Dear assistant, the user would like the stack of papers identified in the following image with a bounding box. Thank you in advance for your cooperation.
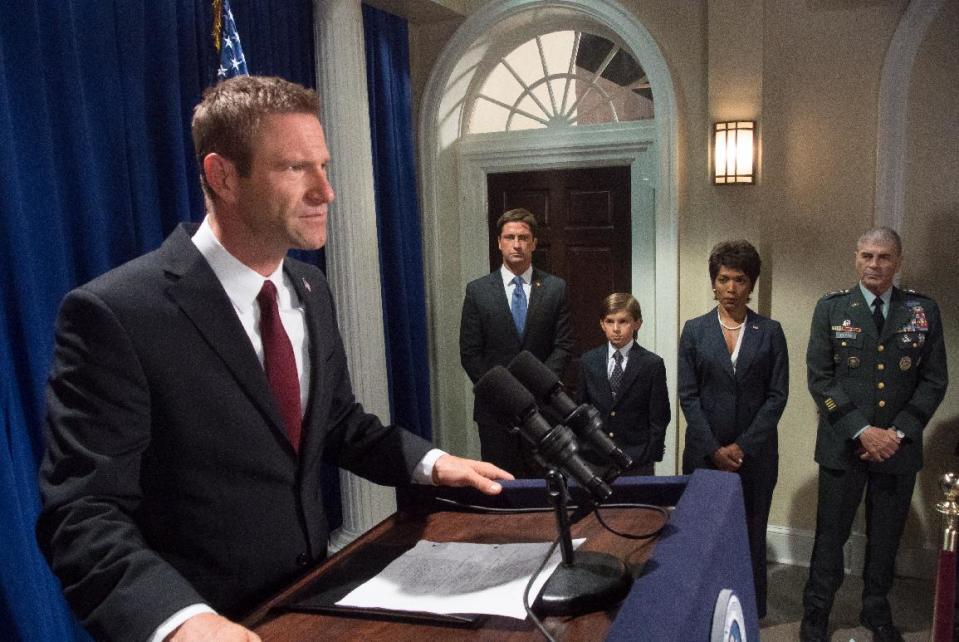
[336,539,584,620]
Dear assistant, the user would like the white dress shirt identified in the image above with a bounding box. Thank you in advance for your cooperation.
[607,342,635,378]
[192,218,312,412]
[501,264,533,308]
[858,282,892,320]
[716,309,746,373]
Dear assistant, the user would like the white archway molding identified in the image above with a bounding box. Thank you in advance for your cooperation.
[419,0,680,472]
[874,0,946,231]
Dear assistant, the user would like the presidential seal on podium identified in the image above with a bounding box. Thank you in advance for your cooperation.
[711,588,746,642]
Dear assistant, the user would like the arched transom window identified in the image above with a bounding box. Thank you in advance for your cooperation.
[469,30,654,134]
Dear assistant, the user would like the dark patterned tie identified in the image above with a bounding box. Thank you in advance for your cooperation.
[872,297,884,334]
[610,351,624,396]
[510,275,527,335]
[257,280,302,452]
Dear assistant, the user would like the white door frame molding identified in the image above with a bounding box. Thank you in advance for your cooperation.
[418,0,680,472]
[457,123,675,471]
[874,0,946,231]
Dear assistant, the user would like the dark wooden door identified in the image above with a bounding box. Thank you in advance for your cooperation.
[487,166,631,392]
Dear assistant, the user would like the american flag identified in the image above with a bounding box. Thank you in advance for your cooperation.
[214,0,248,79]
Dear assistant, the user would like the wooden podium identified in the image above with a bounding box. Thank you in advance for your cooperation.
[244,470,757,641]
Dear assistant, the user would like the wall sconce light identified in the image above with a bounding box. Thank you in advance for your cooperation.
[713,121,756,185]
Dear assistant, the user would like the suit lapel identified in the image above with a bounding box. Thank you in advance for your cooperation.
[705,308,737,380]
[161,226,288,443]
[612,343,643,404]
[882,287,911,342]
[524,269,545,339]
[734,310,762,382]
[587,348,615,408]
[287,261,326,464]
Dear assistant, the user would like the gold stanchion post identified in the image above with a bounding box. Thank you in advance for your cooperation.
[932,472,959,642]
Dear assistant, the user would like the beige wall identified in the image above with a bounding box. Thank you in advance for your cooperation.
[406,0,956,552]
[409,18,464,143]
[902,0,959,542]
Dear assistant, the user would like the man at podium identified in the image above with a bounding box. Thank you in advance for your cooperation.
[36,76,510,642]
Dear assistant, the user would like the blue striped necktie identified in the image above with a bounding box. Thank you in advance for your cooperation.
[510,275,527,335]
[610,351,624,396]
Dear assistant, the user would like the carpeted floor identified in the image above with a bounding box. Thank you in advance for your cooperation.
[759,562,934,641]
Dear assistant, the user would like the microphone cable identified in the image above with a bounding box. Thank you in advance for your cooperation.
[522,535,562,642]
[592,502,670,540]
[430,496,670,539]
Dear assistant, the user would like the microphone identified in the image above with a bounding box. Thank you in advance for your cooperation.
[473,366,612,501]
[508,351,633,473]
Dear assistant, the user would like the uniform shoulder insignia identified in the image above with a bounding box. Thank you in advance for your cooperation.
[822,288,849,300]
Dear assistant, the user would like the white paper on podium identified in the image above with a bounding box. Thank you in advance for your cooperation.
[335,538,585,620]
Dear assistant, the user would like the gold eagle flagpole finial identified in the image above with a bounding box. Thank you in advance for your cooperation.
[212,0,224,52]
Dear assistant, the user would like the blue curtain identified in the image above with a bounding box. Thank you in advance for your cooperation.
[363,4,433,440]
[0,2,316,640]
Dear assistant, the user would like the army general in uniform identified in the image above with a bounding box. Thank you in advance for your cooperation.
[800,227,947,642]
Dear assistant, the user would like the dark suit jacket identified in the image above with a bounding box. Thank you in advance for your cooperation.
[807,285,947,474]
[37,225,432,642]
[459,268,573,424]
[679,308,789,474]
[576,342,670,468]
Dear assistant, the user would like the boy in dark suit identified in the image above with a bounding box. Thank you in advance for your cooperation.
[576,293,670,475]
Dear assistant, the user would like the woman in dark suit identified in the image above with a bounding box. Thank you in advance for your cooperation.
[679,240,788,619]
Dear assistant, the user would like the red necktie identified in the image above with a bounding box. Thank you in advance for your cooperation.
[256,280,302,452]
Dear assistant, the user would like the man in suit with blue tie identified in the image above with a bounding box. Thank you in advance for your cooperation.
[459,208,573,477]
[800,227,947,642]
[577,293,670,476]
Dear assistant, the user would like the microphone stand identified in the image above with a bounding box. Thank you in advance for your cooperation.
[535,470,633,616]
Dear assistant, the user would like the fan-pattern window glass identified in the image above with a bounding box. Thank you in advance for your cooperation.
[470,31,653,133]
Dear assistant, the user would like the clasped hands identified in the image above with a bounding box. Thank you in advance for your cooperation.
[711,443,745,472]
[858,426,902,462]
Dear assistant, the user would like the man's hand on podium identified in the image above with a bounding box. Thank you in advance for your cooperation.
[166,613,261,642]
[432,454,514,495]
